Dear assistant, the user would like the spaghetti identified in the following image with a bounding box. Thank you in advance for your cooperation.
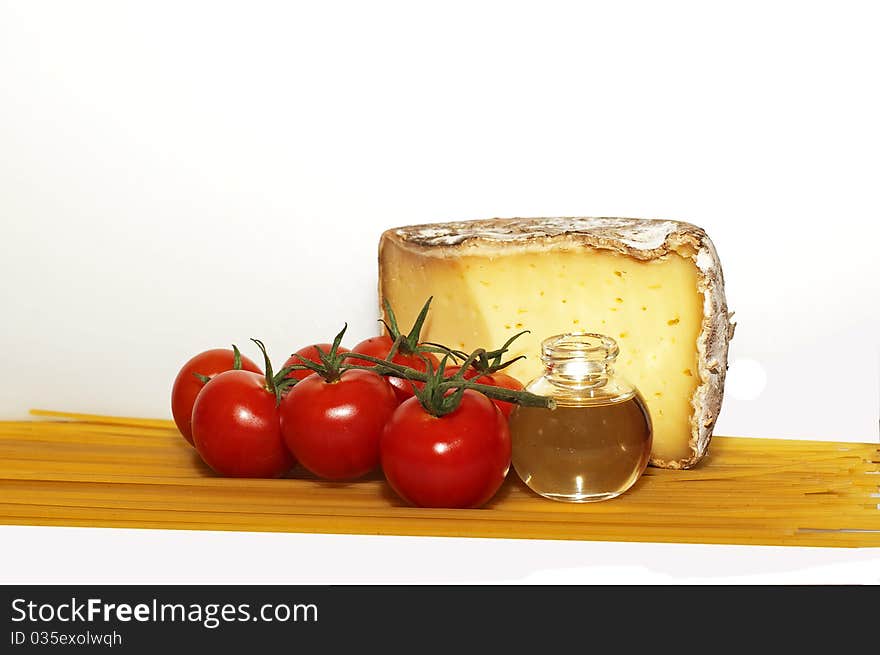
[0,409,876,547]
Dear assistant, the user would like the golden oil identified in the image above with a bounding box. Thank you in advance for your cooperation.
[509,333,653,502]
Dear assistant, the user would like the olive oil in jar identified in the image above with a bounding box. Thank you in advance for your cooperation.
[510,333,653,502]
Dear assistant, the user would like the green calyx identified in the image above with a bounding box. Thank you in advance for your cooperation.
[250,339,298,406]
[276,324,350,385]
[415,354,468,417]
[426,330,529,376]
[380,296,439,357]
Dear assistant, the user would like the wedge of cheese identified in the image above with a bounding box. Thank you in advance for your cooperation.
[378,217,734,469]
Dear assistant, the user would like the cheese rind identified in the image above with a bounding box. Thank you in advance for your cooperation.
[379,217,734,469]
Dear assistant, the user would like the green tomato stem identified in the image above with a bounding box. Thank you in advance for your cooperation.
[339,353,555,414]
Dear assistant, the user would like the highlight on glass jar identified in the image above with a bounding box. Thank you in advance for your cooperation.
[509,332,653,503]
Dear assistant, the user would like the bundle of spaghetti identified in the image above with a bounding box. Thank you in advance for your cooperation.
[0,409,877,547]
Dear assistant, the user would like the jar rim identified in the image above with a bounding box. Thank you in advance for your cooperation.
[541,332,619,363]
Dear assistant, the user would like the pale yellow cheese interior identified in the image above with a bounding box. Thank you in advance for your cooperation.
[380,239,703,464]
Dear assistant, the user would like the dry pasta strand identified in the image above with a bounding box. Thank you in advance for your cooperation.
[0,412,875,547]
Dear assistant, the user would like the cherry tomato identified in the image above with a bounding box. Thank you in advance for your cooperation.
[442,364,472,379]
[171,348,261,444]
[381,390,511,508]
[351,335,439,403]
[191,369,295,478]
[279,369,398,480]
[282,343,351,382]
[443,366,524,418]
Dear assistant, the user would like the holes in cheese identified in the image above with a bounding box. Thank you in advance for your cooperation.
[378,218,733,469]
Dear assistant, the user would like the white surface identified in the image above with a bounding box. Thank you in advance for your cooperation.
[0,526,878,585]
[1,1,878,584]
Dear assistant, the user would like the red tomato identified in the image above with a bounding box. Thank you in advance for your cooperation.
[443,366,524,418]
[191,369,295,478]
[279,369,398,480]
[351,335,439,403]
[282,343,351,382]
[443,364,470,378]
[381,390,511,508]
[171,348,261,444]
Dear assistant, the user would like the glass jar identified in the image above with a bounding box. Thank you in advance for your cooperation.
[509,332,653,502]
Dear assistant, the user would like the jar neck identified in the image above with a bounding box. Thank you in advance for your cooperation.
[545,359,615,389]
[541,332,619,391]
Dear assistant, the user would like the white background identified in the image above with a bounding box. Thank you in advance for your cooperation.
[1,0,878,584]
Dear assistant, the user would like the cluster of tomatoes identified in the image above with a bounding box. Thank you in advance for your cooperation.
[170,301,531,508]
